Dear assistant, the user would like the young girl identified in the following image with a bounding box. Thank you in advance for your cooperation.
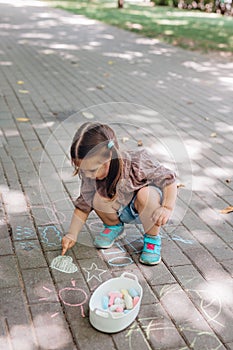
[62,122,177,265]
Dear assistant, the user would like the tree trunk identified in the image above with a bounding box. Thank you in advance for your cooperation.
[118,0,124,8]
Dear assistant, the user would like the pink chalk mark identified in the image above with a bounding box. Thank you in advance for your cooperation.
[39,297,48,301]
[81,306,85,318]
[51,312,59,318]
[71,279,76,287]
[58,287,88,318]
[43,286,53,292]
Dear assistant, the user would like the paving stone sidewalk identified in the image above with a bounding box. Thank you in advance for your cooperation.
[0,0,233,349]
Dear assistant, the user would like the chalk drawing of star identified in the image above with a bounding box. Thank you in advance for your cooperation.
[82,263,107,282]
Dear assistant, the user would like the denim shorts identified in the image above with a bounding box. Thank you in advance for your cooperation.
[118,186,163,224]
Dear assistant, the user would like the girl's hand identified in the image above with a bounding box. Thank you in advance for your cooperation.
[152,206,172,227]
[61,235,76,256]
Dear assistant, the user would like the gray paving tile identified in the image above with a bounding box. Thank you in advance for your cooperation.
[0,256,21,289]
[138,304,186,349]
[0,0,232,348]
[30,302,76,350]
[21,268,58,304]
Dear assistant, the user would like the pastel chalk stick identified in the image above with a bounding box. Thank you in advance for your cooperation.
[133,296,140,307]
[102,295,109,310]
[128,288,139,298]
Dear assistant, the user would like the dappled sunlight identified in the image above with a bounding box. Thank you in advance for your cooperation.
[207,96,222,102]
[103,50,144,61]
[188,280,233,332]
[32,121,56,129]
[0,315,73,349]
[203,166,232,178]
[33,11,60,19]
[218,76,233,91]
[192,176,216,192]
[60,15,97,25]
[0,60,13,66]
[183,139,210,161]
[9,324,36,350]
[0,0,48,6]
[183,61,217,73]
[0,185,28,214]
[135,37,159,45]
[165,10,222,18]
[20,32,54,39]
[149,47,175,56]
[97,33,114,40]
[198,207,225,225]
[36,19,59,29]
[3,129,19,137]
[47,42,79,50]
[216,104,232,114]
[219,154,233,165]
[129,69,147,76]
[126,22,143,30]
[34,314,72,349]
[59,169,74,182]
[201,281,233,305]
[154,19,188,26]
[160,284,208,327]
[182,61,233,93]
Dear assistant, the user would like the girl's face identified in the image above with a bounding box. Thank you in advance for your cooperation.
[77,154,111,180]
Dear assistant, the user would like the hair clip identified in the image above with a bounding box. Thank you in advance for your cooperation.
[107,140,114,149]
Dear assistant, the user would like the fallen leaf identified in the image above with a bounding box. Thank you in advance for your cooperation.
[17,80,24,85]
[210,132,217,138]
[103,72,110,78]
[220,206,233,214]
[226,179,231,183]
[108,60,114,65]
[82,112,94,119]
[16,117,30,122]
[205,117,209,121]
[18,89,29,94]
[96,84,105,89]
[177,183,185,188]
[137,140,143,147]
[122,137,129,143]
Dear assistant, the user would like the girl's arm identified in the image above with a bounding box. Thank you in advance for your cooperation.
[152,182,177,226]
[61,208,89,255]
[162,182,177,211]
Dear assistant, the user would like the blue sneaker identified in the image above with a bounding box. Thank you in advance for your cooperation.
[139,234,161,265]
[94,223,125,248]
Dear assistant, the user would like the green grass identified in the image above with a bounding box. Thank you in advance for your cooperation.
[46,0,233,53]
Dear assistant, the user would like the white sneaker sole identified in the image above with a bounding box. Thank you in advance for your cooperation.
[139,256,161,265]
[94,231,125,249]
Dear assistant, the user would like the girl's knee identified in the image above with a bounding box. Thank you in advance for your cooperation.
[135,186,161,212]
[93,191,115,214]
[93,192,107,210]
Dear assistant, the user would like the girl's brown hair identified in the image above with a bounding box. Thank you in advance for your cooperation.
[70,122,123,199]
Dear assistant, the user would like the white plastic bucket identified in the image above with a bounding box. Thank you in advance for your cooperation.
[89,272,143,333]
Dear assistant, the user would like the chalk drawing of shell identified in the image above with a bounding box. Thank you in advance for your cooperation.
[50,256,78,274]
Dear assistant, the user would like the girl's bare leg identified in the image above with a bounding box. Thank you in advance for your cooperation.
[134,186,161,235]
[134,186,162,265]
[92,192,121,226]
